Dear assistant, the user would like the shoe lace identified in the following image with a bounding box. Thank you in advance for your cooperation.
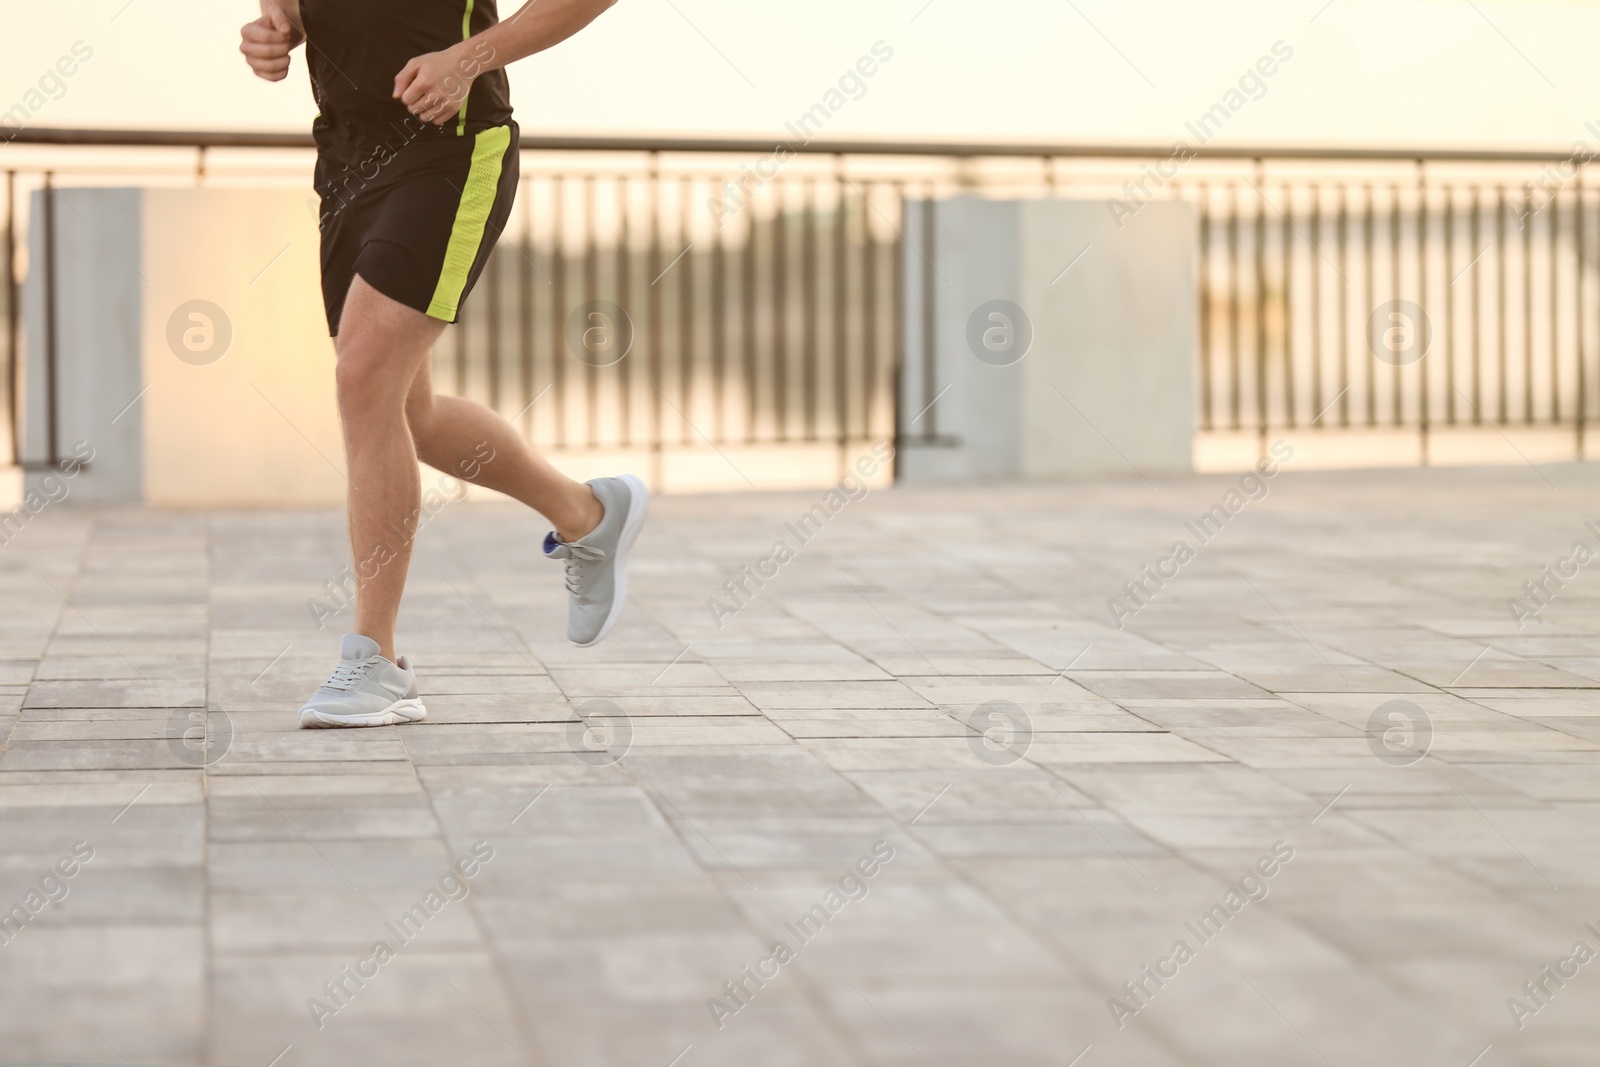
[561,542,608,597]
[321,657,379,693]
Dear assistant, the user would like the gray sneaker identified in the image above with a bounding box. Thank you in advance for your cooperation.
[544,474,649,646]
[297,633,427,729]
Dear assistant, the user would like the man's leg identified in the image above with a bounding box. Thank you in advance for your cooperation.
[336,276,448,663]
[400,312,647,649]
[403,356,602,542]
[338,274,607,662]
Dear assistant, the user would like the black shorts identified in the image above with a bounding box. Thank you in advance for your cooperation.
[314,122,519,336]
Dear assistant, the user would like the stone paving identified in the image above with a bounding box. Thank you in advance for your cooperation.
[4,463,1600,1066]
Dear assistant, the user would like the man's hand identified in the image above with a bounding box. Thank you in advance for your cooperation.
[392,0,615,126]
[393,43,485,126]
[240,6,303,83]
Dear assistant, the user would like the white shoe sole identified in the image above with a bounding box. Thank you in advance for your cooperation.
[575,473,650,648]
[298,697,427,729]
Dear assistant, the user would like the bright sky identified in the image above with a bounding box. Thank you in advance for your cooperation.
[2,0,1598,150]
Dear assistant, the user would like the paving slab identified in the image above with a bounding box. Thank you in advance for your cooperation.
[3,467,1600,1063]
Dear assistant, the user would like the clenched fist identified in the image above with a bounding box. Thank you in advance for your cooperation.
[394,41,495,126]
[240,6,303,82]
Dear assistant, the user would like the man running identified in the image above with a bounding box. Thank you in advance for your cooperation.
[239,0,646,729]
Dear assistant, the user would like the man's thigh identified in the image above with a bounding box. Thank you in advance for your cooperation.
[336,274,447,364]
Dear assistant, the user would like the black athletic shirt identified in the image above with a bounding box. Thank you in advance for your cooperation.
[301,0,514,168]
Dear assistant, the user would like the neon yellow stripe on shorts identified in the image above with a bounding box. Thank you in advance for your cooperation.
[426,123,510,321]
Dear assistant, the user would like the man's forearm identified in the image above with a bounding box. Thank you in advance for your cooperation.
[469,0,616,73]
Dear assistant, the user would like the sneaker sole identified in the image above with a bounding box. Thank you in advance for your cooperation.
[298,697,427,729]
[574,473,650,648]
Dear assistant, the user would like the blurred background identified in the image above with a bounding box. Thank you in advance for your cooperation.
[7,0,1596,144]
[6,0,1600,504]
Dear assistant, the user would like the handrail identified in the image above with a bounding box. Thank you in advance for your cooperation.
[0,126,1589,164]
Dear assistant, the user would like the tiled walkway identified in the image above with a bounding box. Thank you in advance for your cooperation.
[3,463,1600,1066]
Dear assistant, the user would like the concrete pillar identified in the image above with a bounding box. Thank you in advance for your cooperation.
[21,188,143,504]
[899,196,1196,482]
[21,187,344,508]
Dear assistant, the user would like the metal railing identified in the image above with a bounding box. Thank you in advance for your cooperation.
[4,129,1595,476]
[4,128,915,481]
[437,159,901,474]
[1184,157,1595,460]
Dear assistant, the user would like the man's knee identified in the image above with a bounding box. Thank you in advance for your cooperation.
[335,280,441,415]
[335,336,407,413]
